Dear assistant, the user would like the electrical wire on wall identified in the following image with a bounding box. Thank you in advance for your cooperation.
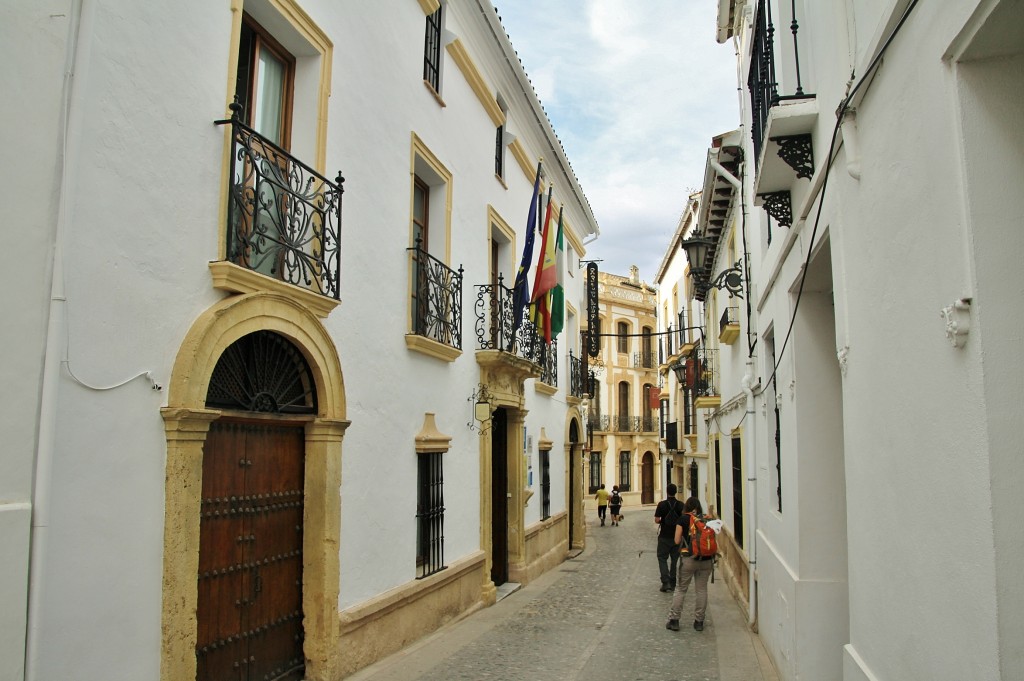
[761,0,920,390]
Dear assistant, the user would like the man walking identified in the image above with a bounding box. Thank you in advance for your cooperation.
[653,483,682,592]
[594,484,610,526]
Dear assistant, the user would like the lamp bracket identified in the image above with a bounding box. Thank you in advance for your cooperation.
[710,260,744,299]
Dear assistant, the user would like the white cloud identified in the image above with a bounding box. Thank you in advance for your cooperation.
[496,0,739,282]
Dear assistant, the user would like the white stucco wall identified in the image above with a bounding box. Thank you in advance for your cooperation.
[717,1,1022,679]
[6,1,598,678]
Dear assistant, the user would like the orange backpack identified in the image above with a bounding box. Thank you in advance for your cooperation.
[688,513,718,558]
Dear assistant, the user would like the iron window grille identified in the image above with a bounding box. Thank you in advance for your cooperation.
[714,439,722,522]
[732,437,744,549]
[540,449,551,520]
[216,111,343,299]
[618,451,631,491]
[409,241,463,350]
[588,452,602,493]
[423,6,442,93]
[494,124,504,178]
[416,451,446,578]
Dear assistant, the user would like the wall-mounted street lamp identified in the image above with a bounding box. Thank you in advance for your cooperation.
[681,236,744,299]
[468,384,493,432]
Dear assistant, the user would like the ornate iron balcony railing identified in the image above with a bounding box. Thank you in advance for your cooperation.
[474,279,557,384]
[692,346,719,398]
[641,415,660,433]
[569,351,587,398]
[410,242,463,350]
[720,306,739,329]
[748,0,810,166]
[216,110,343,299]
[634,352,656,370]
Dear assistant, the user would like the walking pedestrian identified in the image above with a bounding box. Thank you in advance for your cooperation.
[594,484,609,526]
[665,497,718,632]
[609,485,623,526]
[653,483,682,591]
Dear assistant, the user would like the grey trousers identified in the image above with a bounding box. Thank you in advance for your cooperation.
[668,555,713,622]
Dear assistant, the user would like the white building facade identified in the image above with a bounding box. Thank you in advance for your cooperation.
[2,2,599,680]
[678,1,1024,680]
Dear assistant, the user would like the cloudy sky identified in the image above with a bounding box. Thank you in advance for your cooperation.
[494,1,740,284]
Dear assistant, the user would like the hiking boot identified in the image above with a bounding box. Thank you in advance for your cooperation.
[694,620,704,631]
[666,619,680,631]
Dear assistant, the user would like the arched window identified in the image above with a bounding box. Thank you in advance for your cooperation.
[617,321,629,354]
[618,451,631,491]
[206,330,316,414]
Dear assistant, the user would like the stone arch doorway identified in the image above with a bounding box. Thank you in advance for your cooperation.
[160,292,347,681]
[196,331,316,681]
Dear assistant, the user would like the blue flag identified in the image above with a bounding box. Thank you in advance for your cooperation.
[511,162,542,338]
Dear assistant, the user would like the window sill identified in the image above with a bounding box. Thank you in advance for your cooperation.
[209,261,340,318]
[534,382,557,397]
[405,334,462,362]
[423,80,446,108]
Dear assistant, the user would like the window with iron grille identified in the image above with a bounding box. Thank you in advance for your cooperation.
[540,448,551,519]
[618,451,631,491]
[714,438,722,523]
[416,451,446,578]
[495,123,504,178]
[423,6,442,93]
[617,321,629,354]
[588,451,602,493]
[731,436,744,549]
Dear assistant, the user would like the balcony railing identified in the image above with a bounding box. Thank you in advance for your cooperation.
[748,0,810,165]
[691,346,719,398]
[216,111,343,299]
[410,243,463,350]
[474,279,557,383]
[634,351,656,370]
[569,351,589,399]
[594,415,660,433]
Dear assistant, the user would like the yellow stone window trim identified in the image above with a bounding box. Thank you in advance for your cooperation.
[416,0,441,14]
[209,261,340,318]
[509,138,534,183]
[405,334,463,363]
[446,38,505,126]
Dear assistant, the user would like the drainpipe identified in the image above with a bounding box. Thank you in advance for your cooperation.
[710,158,741,191]
[741,358,758,628]
[26,2,86,678]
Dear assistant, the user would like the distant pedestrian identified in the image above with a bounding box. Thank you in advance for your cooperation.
[594,484,609,526]
[609,485,623,526]
[653,483,682,592]
[665,496,719,632]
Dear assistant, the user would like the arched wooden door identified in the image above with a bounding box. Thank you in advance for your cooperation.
[196,331,315,681]
[641,451,655,505]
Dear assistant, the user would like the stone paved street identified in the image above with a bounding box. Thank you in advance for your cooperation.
[346,508,777,681]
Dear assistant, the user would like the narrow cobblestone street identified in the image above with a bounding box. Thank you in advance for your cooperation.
[347,509,777,681]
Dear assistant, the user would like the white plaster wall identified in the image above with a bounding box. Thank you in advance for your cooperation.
[9,0,598,677]
[1,3,72,678]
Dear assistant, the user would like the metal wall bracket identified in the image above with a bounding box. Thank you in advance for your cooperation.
[758,190,793,227]
[771,133,814,179]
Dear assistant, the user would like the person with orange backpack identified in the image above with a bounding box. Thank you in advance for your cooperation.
[665,496,722,632]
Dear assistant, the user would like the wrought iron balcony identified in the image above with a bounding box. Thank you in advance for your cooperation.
[641,415,660,433]
[748,0,812,166]
[633,351,656,370]
[410,242,463,350]
[216,110,343,299]
[474,278,557,383]
[569,351,590,399]
[691,346,719,399]
[720,306,740,345]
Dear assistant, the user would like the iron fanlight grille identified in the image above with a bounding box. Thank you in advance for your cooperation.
[206,331,317,414]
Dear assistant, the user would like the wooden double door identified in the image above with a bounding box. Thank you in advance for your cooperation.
[196,419,305,681]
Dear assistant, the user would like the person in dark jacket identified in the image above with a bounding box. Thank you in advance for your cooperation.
[653,483,682,591]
